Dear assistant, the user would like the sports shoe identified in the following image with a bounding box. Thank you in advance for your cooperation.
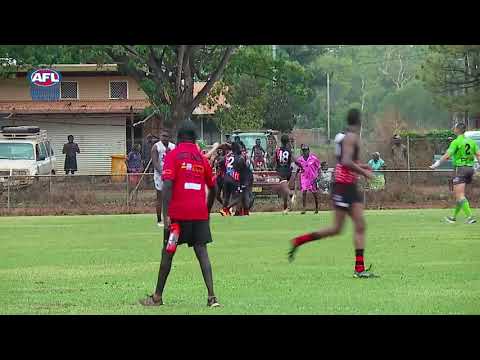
[207,296,220,308]
[283,209,289,215]
[139,294,163,306]
[157,222,164,228]
[353,264,379,278]
[466,217,477,224]
[288,242,298,263]
[444,216,456,224]
[220,208,231,217]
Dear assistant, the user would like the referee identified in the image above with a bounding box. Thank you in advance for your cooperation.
[140,121,220,307]
[430,122,479,224]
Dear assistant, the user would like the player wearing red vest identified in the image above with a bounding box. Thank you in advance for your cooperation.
[288,109,378,278]
[140,122,220,307]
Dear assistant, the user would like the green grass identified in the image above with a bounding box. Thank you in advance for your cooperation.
[0,210,479,314]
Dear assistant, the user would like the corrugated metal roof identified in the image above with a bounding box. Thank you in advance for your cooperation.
[0,100,149,114]
[0,82,225,115]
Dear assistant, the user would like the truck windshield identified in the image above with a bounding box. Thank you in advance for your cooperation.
[0,143,35,160]
[239,135,267,152]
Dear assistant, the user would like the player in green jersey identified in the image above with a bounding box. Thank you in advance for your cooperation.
[430,122,480,224]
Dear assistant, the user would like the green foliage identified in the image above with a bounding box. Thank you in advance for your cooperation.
[378,80,450,129]
[399,129,455,139]
[215,46,313,133]
[419,45,480,114]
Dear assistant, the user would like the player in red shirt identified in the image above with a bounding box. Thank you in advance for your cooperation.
[140,122,220,307]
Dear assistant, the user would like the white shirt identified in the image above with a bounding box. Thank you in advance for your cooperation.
[154,141,176,174]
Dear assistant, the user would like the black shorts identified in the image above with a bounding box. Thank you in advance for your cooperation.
[277,168,292,182]
[452,166,474,185]
[331,183,363,211]
[163,220,212,248]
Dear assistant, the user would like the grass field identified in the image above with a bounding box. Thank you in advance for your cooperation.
[0,210,479,315]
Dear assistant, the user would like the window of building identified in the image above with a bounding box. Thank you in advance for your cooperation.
[60,81,79,99]
[109,81,128,99]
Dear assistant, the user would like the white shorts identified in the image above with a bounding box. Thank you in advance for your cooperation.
[154,171,163,191]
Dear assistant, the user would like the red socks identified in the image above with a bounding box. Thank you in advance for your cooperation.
[293,233,317,247]
[355,249,365,273]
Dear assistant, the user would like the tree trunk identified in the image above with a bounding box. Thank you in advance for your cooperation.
[464,51,470,128]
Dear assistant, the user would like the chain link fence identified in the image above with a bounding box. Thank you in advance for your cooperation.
[0,173,158,216]
[0,168,478,215]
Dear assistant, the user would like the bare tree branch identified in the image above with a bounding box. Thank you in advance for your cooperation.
[189,46,236,113]
[175,45,186,94]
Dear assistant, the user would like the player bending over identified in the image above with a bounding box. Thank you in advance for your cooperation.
[220,142,247,216]
[288,109,378,278]
[430,122,479,224]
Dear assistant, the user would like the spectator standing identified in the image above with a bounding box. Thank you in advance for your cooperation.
[63,135,80,175]
[367,152,386,190]
[127,143,143,186]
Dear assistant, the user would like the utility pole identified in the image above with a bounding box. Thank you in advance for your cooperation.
[272,45,277,60]
[327,72,331,143]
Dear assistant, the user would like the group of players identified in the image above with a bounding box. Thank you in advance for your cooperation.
[210,134,298,217]
[141,108,479,308]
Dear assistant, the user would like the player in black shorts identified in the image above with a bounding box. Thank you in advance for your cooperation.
[288,109,378,279]
[214,146,227,206]
[220,142,247,216]
[274,134,297,214]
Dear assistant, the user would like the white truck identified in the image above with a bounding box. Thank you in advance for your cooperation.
[0,126,56,188]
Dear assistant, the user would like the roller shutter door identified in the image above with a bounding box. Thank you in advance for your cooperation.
[10,116,126,175]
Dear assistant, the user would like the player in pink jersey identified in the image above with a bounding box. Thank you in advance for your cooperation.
[288,109,378,278]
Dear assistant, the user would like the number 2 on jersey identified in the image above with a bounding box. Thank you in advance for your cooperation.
[465,143,471,155]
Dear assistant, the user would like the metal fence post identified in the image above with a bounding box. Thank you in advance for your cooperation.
[407,135,411,186]
[7,175,11,211]
[126,173,129,208]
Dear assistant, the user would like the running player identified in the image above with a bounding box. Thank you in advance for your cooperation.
[152,129,176,227]
[287,109,378,278]
[274,135,296,214]
[430,122,479,224]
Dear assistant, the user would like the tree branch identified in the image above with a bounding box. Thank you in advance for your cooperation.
[175,45,186,94]
[122,45,143,61]
[189,46,236,113]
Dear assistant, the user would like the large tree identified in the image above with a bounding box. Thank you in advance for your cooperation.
[0,45,236,129]
[419,45,480,124]
[213,45,313,133]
